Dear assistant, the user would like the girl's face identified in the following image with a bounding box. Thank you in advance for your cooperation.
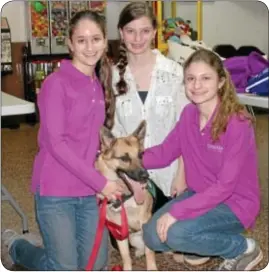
[184,61,225,106]
[120,16,156,55]
[68,19,106,73]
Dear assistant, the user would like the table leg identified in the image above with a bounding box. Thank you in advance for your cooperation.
[246,105,256,118]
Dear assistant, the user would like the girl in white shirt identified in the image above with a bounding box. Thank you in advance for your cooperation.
[112,2,189,199]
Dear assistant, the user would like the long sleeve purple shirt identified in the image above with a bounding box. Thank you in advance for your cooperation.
[31,60,107,197]
[143,103,260,228]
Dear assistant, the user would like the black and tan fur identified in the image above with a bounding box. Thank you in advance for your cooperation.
[95,121,157,270]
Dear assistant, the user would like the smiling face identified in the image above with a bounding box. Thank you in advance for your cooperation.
[68,19,106,74]
[119,16,156,55]
[184,61,225,106]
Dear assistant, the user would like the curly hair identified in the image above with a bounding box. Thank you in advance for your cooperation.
[183,49,254,142]
[69,10,115,129]
[116,2,157,95]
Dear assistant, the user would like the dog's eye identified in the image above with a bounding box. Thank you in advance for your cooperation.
[138,152,144,159]
[119,154,131,162]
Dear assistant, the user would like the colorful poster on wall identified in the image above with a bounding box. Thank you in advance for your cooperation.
[69,1,89,19]
[89,1,106,15]
[1,17,12,72]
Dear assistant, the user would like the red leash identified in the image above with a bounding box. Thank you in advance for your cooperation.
[85,196,128,270]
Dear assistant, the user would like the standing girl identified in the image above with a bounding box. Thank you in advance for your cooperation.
[142,49,263,271]
[112,1,189,207]
[2,10,124,270]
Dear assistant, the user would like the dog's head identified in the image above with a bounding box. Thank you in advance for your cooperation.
[99,120,149,184]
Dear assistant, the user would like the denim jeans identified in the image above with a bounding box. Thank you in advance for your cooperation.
[143,190,247,259]
[9,192,108,270]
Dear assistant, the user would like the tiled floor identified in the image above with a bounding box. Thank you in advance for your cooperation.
[1,113,268,270]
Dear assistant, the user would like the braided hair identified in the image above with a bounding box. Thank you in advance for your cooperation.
[116,2,157,95]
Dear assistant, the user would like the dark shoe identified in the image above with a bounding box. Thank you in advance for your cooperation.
[217,238,263,271]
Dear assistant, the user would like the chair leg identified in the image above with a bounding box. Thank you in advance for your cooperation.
[1,185,29,233]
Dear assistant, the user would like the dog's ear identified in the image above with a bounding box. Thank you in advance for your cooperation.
[100,126,115,150]
[132,120,146,146]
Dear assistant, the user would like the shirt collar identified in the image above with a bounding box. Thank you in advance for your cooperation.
[125,49,162,80]
[59,59,98,85]
[193,99,221,131]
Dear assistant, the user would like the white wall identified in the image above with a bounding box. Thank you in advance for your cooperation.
[1,0,27,42]
[1,1,268,54]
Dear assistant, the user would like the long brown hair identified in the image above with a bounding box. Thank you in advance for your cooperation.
[116,2,157,95]
[183,49,254,142]
[69,10,115,129]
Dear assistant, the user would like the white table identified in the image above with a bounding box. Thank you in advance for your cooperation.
[1,92,35,116]
[1,92,35,233]
[237,93,268,120]
[237,93,269,109]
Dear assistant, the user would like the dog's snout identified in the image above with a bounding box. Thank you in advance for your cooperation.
[122,168,149,182]
[139,169,149,180]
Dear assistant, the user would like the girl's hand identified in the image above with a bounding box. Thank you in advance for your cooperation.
[156,212,177,242]
[101,180,125,201]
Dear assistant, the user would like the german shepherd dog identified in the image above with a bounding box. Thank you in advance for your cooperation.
[95,121,157,271]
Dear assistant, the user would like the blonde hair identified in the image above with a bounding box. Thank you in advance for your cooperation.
[183,49,254,142]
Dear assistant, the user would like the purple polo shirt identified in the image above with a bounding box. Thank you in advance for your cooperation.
[31,59,107,197]
[143,103,260,228]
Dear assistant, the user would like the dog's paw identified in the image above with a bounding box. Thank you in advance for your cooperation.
[172,253,185,263]
[147,264,158,271]
[135,248,145,258]
[123,264,132,271]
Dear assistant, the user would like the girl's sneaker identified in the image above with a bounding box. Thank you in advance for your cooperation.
[217,238,263,271]
[2,229,43,251]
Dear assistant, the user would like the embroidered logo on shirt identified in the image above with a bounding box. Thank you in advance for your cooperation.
[207,143,224,153]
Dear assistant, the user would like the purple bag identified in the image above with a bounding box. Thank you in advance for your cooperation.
[224,52,269,93]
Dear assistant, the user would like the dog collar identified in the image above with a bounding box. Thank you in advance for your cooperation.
[146,178,157,200]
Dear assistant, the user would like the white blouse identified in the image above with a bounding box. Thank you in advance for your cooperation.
[112,49,190,196]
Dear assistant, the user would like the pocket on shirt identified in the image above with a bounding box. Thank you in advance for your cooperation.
[119,98,133,117]
[155,95,173,117]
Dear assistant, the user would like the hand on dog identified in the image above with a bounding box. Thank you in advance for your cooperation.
[101,180,125,201]
[156,213,177,242]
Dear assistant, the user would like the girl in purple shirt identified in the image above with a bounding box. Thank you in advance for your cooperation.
[142,49,263,270]
[2,11,124,270]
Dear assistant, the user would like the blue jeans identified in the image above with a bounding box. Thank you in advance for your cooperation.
[9,192,108,270]
[143,190,247,259]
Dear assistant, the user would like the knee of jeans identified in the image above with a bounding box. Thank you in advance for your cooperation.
[94,236,108,271]
[79,247,108,271]
[166,223,194,250]
[80,232,108,270]
[142,222,161,251]
[92,251,108,271]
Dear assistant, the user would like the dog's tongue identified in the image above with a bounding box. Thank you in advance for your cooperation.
[124,175,146,204]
